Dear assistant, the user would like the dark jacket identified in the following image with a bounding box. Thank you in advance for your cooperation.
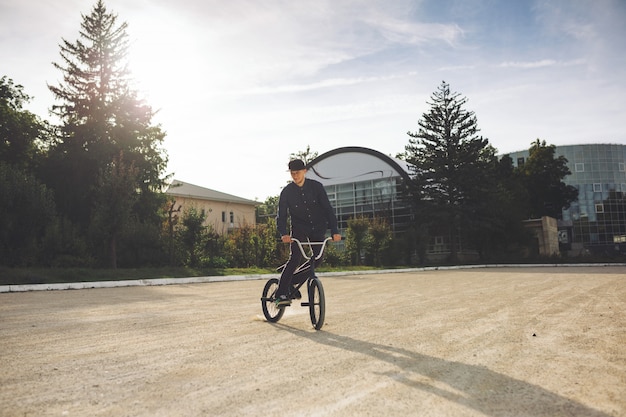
[276,179,339,237]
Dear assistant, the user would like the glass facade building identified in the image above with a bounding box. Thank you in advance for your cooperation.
[307,147,413,237]
[508,143,626,255]
[326,176,412,234]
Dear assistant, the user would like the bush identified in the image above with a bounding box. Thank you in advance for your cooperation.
[0,163,57,266]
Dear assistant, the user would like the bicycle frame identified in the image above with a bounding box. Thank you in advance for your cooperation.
[277,237,333,293]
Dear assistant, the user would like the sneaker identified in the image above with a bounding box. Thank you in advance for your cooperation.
[274,295,291,307]
[292,288,302,300]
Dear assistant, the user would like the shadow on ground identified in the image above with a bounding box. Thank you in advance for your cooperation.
[277,324,610,417]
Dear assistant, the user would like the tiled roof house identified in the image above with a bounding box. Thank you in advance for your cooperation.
[165,180,259,235]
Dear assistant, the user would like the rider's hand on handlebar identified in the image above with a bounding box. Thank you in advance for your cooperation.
[281,235,292,243]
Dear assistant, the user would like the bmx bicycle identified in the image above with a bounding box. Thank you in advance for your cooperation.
[260,237,333,330]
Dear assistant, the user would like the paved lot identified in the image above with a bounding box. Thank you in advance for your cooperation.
[1,266,624,416]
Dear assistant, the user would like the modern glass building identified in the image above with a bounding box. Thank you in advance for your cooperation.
[507,143,626,256]
[306,147,413,237]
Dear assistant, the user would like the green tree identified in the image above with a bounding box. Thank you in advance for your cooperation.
[43,0,168,237]
[0,163,56,266]
[405,81,495,263]
[518,139,578,219]
[225,223,257,268]
[177,207,209,267]
[40,216,92,267]
[0,76,61,266]
[257,218,283,267]
[0,76,51,170]
[256,195,279,224]
[346,216,369,265]
[468,154,532,260]
[367,217,392,267]
[290,145,318,165]
[89,151,139,268]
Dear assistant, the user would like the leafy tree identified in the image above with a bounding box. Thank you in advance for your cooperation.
[0,163,56,266]
[0,76,60,266]
[367,217,392,266]
[405,81,495,262]
[0,76,51,170]
[344,216,392,266]
[290,145,318,165]
[225,223,257,268]
[40,216,92,267]
[257,218,283,266]
[346,216,369,265]
[177,207,209,267]
[518,139,578,219]
[256,195,279,224]
[89,151,139,268]
[43,0,168,234]
[468,155,532,260]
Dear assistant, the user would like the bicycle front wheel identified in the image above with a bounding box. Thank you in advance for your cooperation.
[261,278,285,323]
[308,278,325,330]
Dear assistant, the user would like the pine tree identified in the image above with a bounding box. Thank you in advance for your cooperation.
[43,0,168,266]
[405,81,495,262]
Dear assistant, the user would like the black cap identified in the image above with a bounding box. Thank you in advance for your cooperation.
[288,159,306,171]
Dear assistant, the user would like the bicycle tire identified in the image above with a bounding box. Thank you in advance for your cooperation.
[308,278,325,330]
[261,278,285,322]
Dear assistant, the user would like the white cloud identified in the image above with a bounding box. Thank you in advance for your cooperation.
[498,59,585,69]
[367,18,465,46]
[231,73,412,96]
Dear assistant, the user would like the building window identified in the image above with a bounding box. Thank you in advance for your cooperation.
[593,183,602,193]
[431,236,446,253]
[595,204,604,213]
[575,163,584,172]
[229,211,234,223]
[222,211,226,222]
[517,157,525,167]
[619,162,625,172]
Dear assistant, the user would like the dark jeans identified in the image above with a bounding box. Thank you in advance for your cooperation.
[277,231,325,297]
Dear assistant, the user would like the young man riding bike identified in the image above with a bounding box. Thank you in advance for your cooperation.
[275,159,341,306]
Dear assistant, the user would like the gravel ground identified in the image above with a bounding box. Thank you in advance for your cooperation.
[1,266,624,416]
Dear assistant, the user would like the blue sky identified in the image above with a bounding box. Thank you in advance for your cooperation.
[1,0,625,201]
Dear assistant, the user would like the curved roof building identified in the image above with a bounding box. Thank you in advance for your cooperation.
[306,147,413,236]
[307,144,626,258]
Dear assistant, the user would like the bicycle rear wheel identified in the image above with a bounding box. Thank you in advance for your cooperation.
[261,278,285,322]
[308,278,325,330]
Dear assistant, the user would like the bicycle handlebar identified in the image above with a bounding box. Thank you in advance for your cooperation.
[290,237,333,261]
